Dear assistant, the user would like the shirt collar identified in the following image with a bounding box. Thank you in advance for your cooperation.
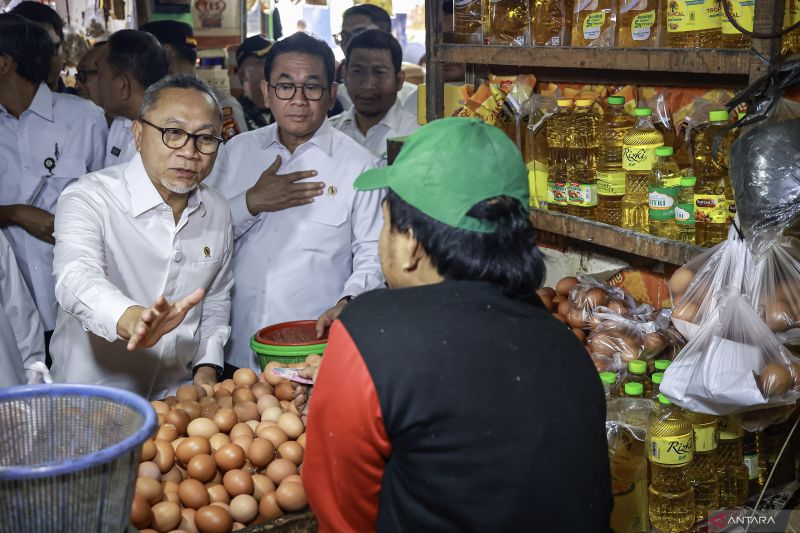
[0,84,54,122]
[262,119,336,157]
[124,153,204,217]
[340,98,403,134]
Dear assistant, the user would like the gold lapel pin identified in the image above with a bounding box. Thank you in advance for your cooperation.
[327,185,337,196]
[203,246,211,258]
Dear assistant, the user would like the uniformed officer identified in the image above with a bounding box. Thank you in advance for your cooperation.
[0,14,107,354]
[140,20,249,142]
[96,29,169,168]
[235,35,274,131]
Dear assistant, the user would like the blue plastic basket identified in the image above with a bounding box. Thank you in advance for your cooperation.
[0,384,157,533]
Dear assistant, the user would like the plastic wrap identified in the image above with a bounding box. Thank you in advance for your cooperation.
[748,237,800,345]
[566,275,629,330]
[644,92,676,149]
[531,0,573,46]
[571,0,617,47]
[660,293,800,418]
[729,98,800,254]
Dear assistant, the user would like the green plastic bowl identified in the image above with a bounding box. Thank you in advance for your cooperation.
[251,320,328,369]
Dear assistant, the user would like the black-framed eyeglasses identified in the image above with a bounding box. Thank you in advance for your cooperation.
[140,119,223,155]
[268,82,327,101]
[76,68,98,84]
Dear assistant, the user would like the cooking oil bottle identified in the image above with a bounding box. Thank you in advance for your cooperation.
[568,99,599,219]
[622,107,664,233]
[717,415,749,507]
[525,115,550,209]
[625,382,645,398]
[782,0,800,54]
[626,360,651,398]
[546,99,573,213]
[486,0,530,44]
[616,0,660,47]
[648,146,681,240]
[744,430,761,495]
[675,176,697,244]
[664,0,722,48]
[682,409,720,521]
[651,372,664,400]
[597,96,634,226]
[693,109,730,247]
[720,0,753,48]
[572,0,616,46]
[648,394,696,533]
[532,0,575,45]
[601,371,619,399]
[453,0,483,43]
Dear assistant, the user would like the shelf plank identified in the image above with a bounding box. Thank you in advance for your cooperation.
[530,209,705,265]
[436,45,753,77]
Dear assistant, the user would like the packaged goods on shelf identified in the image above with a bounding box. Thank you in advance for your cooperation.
[571,0,617,47]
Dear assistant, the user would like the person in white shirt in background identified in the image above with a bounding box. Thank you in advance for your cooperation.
[96,29,170,168]
[330,30,418,165]
[10,1,67,94]
[0,231,46,387]
[140,20,249,142]
[51,75,233,399]
[0,14,107,358]
[207,32,384,375]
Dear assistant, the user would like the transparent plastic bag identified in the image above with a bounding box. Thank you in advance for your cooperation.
[571,0,617,47]
[567,275,629,330]
[531,0,573,46]
[660,293,800,416]
[644,92,676,149]
[588,309,671,373]
[748,237,800,345]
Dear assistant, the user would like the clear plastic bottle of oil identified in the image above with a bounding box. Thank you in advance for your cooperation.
[600,371,619,399]
[625,382,645,398]
[717,414,749,507]
[622,107,664,233]
[782,0,800,55]
[648,146,681,240]
[675,176,697,244]
[648,394,696,533]
[626,360,651,398]
[572,0,616,46]
[532,0,575,45]
[617,0,660,47]
[720,0,753,48]
[692,109,730,247]
[486,0,530,45]
[453,0,484,43]
[682,409,720,521]
[743,430,761,495]
[597,96,634,226]
[568,99,599,219]
[664,0,722,48]
[546,99,573,213]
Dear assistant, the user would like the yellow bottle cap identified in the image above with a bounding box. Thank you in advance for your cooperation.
[557,99,574,107]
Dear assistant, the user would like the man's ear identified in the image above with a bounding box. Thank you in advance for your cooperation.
[131,119,143,152]
[119,73,131,101]
[396,69,405,91]
[260,79,269,104]
[0,54,15,77]
[400,228,424,272]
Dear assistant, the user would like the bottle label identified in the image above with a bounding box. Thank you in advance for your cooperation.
[568,182,598,206]
[675,202,695,225]
[721,0,755,34]
[666,0,722,33]
[744,453,759,480]
[632,10,657,40]
[535,163,549,209]
[694,194,728,224]
[694,425,719,452]
[550,181,569,206]
[597,170,626,196]
[650,434,694,465]
[648,186,679,220]
[622,142,662,171]
[583,11,606,40]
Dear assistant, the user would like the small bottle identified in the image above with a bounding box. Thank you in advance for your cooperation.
[597,95,634,226]
[743,430,761,495]
[600,371,618,399]
[567,99,600,220]
[664,0,722,48]
[654,359,671,374]
[693,109,731,247]
[721,0,754,48]
[625,381,645,398]
[546,99,573,213]
[682,409,721,521]
[651,372,664,400]
[627,359,651,398]
[717,415,749,507]
[648,146,681,239]
[622,107,664,233]
[782,0,800,55]
[675,176,697,244]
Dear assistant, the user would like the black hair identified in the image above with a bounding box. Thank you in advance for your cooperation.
[384,190,545,299]
[342,4,392,33]
[346,29,402,74]
[0,13,54,84]
[263,32,335,87]
[140,74,221,121]
[10,1,64,41]
[168,43,198,66]
[107,29,169,90]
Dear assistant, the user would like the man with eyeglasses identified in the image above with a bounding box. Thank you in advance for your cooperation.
[10,1,68,94]
[207,32,384,375]
[50,74,233,399]
[75,42,109,119]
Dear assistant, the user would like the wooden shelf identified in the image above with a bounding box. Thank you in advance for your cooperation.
[530,209,705,265]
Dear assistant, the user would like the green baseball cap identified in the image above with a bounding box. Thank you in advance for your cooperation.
[353,117,529,233]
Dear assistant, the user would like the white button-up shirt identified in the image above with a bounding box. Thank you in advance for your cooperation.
[0,231,45,387]
[338,81,418,117]
[206,120,385,370]
[329,99,419,164]
[0,84,107,330]
[50,154,234,399]
[104,116,137,168]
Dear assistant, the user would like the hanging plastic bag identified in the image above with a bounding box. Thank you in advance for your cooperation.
[747,236,800,346]
[660,293,800,417]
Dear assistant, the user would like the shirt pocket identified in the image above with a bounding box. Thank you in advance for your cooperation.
[187,258,223,291]
[296,203,349,255]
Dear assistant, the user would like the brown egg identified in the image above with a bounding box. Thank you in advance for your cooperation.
[162,488,181,504]
[220,379,236,392]
[258,491,284,521]
[234,401,259,423]
[229,494,259,524]
[296,433,306,448]
[260,426,289,448]
[573,287,608,309]
[274,382,296,402]
[223,469,254,497]
[252,474,276,501]
[187,454,217,483]
[261,406,283,422]
[276,413,304,439]
[758,364,792,398]
[536,287,556,299]
[669,267,694,298]
[200,384,215,398]
[199,396,217,408]
[175,437,211,466]
[162,480,180,494]
[282,474,302,484]
[162,464,185,484]
[151,501,182,532]
[607,300,629,316]
[130,494,152,529]
[206,484,230,504]
[264,362,283,386]
[250,382,272,400]
[245,420,259,432]
[170,437,186,453]
[247,438,276,469]
[200,403,219,420]
[153,440,176,473]
[215,443,246,471]
[571,328,586,344]
[178,479,211,509]
[152,401,170,415]
[214,388,232,401]
[139,461,162,480]
[277,441,304,466]
[176,400,201,420]
[177,384,200,403]
[672,302,699,322]
[141,439,157,462]
[265,458,297,485]
[256,395,280,415]
[766,300,795,333]
[789,360,800,391]
[643,332,667,358]
[276,480,307,512]
[216,396,233,409]
[556,276,578,296]
[555,299,570,317]
[566,308,587,329]
[194,505,233,533]
[210,408,236,434]
[187,418,219,440]
[232,387,256,405]
[208,433,230,452]
[233,368,259,388]
[165,410,191,436]
[179,508,199,533]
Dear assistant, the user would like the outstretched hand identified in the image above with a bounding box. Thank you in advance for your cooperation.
[126,289,205,350]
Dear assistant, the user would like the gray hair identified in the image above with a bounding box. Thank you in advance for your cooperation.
[139,74,222,121]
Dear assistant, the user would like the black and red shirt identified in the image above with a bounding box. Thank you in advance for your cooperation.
[303,280,612,532]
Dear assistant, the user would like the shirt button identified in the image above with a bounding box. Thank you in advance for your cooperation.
[173,250,183,262]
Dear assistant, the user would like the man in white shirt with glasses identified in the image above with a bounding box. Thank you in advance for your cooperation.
[207,32,384,374]
[51,75,233,399]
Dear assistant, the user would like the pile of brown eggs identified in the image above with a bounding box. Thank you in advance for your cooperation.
[132,357,320,533]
